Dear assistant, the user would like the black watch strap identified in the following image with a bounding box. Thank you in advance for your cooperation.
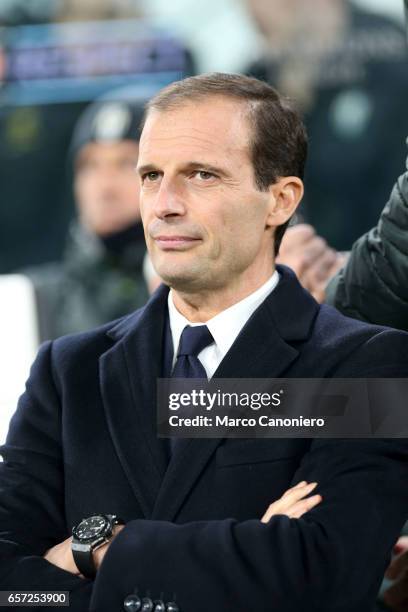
[71,543,96,579]
[71,514,124,579]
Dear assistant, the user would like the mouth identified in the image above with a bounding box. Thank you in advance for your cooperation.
[153,236,202,250]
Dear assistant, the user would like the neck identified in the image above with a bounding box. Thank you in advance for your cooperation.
[171,267,276,323]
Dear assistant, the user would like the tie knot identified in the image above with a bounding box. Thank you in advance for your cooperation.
[177,325,214,358]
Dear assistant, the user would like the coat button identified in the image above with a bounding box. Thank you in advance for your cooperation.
[123,594,142,611]
[153,600,166,612]
[166,603,180,612]
[141,598,154,612]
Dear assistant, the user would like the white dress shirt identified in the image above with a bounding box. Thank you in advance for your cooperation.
[168,270,279,379]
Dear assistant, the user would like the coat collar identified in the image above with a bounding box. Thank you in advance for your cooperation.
[107,265,317,344]
[100,266,319,520]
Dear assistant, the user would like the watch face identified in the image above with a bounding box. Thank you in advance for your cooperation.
[74,515,108,541]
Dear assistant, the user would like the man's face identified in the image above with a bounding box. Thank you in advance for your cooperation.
[74,140,141,237]
[137,96,276,294]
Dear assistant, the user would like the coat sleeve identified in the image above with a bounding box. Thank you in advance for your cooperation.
[3,334,408,612]
[326,139,408,331]
[92,332,408,612]
[0,342,93,611]
[92,438,408,612]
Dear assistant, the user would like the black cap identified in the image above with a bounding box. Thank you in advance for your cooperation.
[70,95,146,161]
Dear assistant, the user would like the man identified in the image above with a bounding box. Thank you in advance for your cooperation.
[24,98,149,341]
[1,74,408,612]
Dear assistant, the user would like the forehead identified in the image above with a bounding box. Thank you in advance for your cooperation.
[76,140,139,163]
[139,96,252,165]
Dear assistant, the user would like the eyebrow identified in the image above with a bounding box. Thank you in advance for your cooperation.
[136,163,157,176]
[186,161,230,177]
[136,161,230,177]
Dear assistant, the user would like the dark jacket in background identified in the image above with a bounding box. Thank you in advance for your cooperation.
[23,221,149,341]
[326,140,408,332]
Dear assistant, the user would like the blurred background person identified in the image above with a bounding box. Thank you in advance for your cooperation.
[23,97,149,341]
[326,136,408,332]
[245,0,408,250]
[0,0,192,442]
[276,223,347,303]
[0,0,192,273]
[278,132,408,327]
[0,0,142,274]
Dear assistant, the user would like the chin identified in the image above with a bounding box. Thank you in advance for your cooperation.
[158,267,206,292]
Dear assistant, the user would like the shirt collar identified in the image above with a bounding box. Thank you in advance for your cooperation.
[168,270,279,359]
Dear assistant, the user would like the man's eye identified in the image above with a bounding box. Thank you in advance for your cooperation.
[142,171,160,182]
[196,170,215,180]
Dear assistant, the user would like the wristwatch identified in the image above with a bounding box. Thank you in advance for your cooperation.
[71,514,124,578]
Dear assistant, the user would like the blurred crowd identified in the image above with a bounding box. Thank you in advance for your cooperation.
[1,0,407,320]
[1,1,408,607]
[1,0,408,417]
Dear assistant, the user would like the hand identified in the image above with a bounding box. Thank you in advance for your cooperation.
[43,525,125,576]
[277,224,346,303]
[383,536,408,611]
[43,536,82,577]
[261,481,322,523]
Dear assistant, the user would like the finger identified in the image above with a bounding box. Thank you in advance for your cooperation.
[326,253,347,279]
[282,481,308,496]
[261,491,299,523]
[301,237,329,266]
[280,224,316,250]
[262,483,318,522]
[262,492,322,523]
[282,239,330,279]
[276,483,319,516]
[302,250,338,284]
[310,285,327,304]
[394,537,408,556]
[285,494,323,519]
[386,549,408,580]
[383,570,408,610]
[281,482,318,503]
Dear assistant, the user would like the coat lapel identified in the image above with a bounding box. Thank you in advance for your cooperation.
[99,284,170,518]
[100,266,319,521]
[152,266,319,521]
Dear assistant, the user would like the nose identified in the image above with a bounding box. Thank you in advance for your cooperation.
[152,178,186,220]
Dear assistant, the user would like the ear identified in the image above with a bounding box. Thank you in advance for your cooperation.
[265,177,304,228]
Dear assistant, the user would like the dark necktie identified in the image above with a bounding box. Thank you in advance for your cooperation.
[172,325,214,379]
[167,325,213,457]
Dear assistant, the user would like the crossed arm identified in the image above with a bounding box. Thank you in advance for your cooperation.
[43,481,322,576]
[1,342,408,611]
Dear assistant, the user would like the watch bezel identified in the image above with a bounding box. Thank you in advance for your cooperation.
[72,514,112,544]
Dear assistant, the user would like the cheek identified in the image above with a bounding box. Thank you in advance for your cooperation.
[225,207,268,265]
[121,181,141,208]
[75,179,93,210]
[139,197,150,225]
[76,175,101,203]
[220,204,262,244]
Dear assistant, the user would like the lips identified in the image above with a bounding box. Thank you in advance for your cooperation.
[153,235,201,250]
